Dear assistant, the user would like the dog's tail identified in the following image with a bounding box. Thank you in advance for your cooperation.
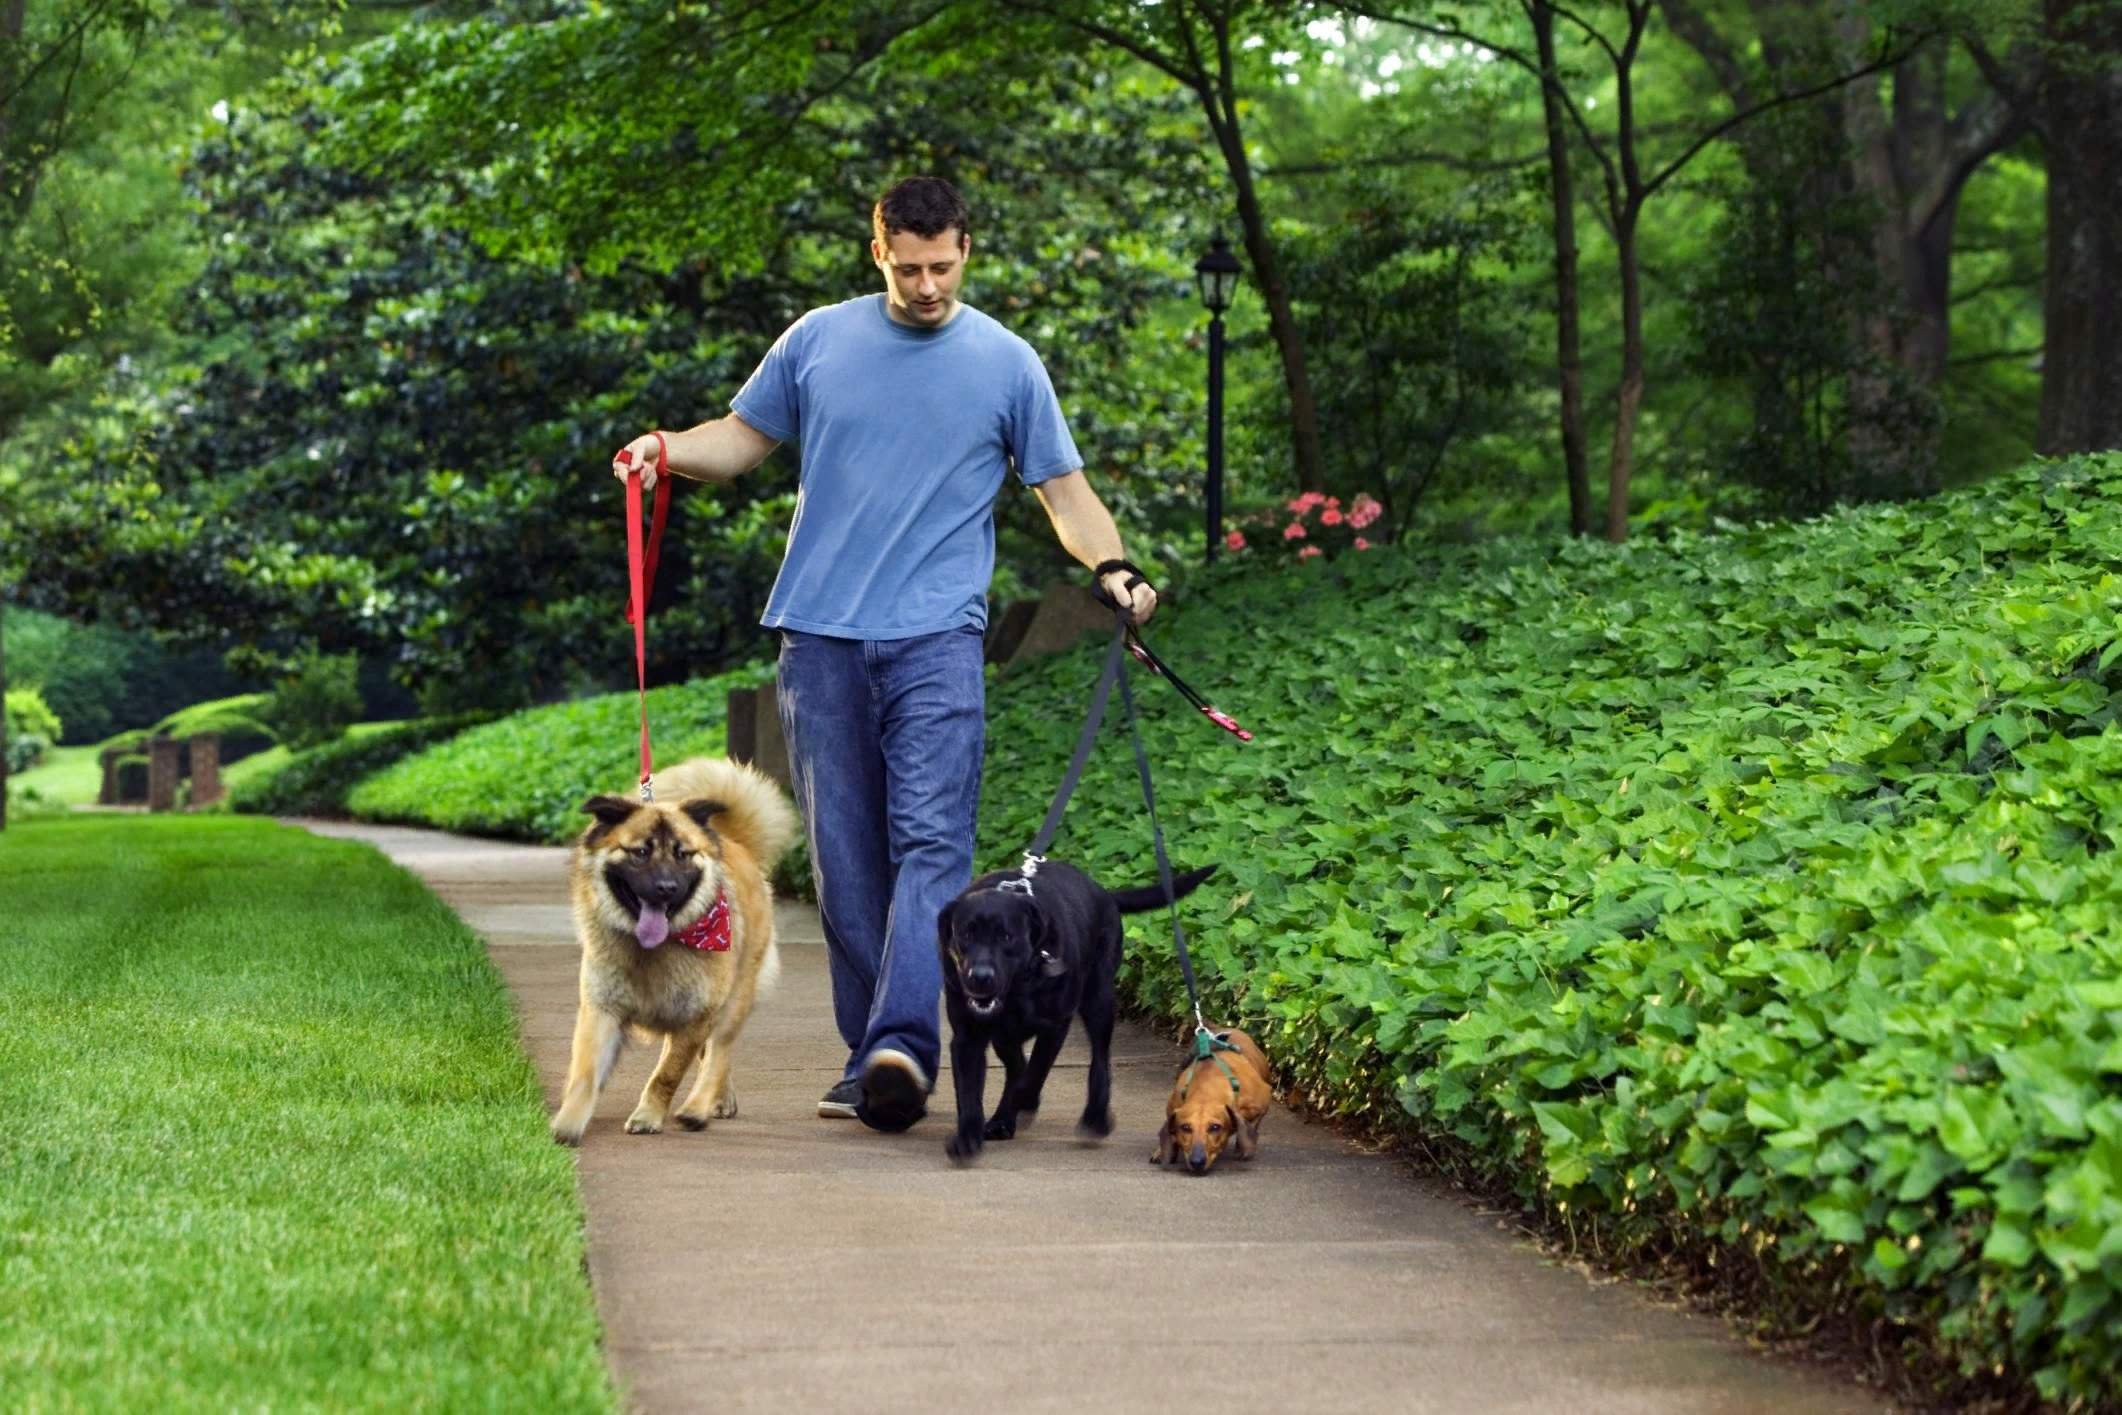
[655,756,801,873]
[1108,865,1217,914]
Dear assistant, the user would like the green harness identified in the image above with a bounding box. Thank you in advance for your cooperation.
[1175,1027,1244,1101]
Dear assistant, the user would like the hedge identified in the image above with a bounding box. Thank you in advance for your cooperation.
[346,662,773,843]
[975,453,2122,1406]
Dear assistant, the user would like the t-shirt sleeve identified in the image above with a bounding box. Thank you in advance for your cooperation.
[1008,351,1082,487]
[730,319,804,444]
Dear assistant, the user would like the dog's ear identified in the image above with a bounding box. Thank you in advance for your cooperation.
[1228,1104,1257,1160]
[581,795,637,832]
[935,899,959,953]
[1152,1116,1173,1165]
[677,797,727,834]
[1035,909,1067,976]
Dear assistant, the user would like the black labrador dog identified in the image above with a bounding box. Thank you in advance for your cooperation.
[938,858,1215,1163]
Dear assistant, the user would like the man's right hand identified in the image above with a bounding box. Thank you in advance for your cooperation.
[612,433,666,489]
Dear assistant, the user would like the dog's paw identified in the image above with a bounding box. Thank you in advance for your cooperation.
[673,1110,711,1131]
[982,1114,1017,1142]
[550,1117,587,1148]
[710,1093,739,1120]
[623,1110,664,1135]
[946,1130,984,1165]
[1076,1107,1114,1141]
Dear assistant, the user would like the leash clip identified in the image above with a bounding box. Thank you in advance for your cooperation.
[639,777,655,803]
[997,852,1042,899]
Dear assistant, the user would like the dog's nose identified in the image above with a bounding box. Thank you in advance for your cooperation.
[650,875,685,904]
[965,963,996,991]
[1187,1145,1208,1173]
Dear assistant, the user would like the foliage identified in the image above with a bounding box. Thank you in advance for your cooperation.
[4,687,61,770]
[101,693,278,765]
[1243,175,1535,534]
[227,716,487,819]
[1,609,251,745]
[0,815,613,1410]
[977,452,2122,1406]
[259,648,363,752]
[346,662,774,844]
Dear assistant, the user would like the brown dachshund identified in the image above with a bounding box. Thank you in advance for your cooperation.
[1152,1027,1272,1175]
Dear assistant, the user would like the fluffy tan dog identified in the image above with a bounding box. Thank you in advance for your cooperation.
[1151,1027,1273,1175]
[551,756,797,1146]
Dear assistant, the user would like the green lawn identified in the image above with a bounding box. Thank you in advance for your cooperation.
[9,743,102,806]
[0,815,614,1410]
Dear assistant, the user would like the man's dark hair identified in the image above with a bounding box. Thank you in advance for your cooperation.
[873,177,969,248]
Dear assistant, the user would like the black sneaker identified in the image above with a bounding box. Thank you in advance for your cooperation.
[857,1048,930,1133]
[817,1077,862,1119]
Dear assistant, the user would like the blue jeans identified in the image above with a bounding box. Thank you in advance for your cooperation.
[776,626,985,1085]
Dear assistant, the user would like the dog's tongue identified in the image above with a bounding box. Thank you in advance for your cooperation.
[635,906,670,949]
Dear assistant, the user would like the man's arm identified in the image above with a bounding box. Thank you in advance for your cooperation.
[612,415,779,488]
[1032,470,1157,626]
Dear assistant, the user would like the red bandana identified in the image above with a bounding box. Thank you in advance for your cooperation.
[673,889,732,952]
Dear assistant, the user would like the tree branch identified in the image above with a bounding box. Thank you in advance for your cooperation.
[1640,32,1923,201]
[1657,0,1757,110]
[1906,86,2028,238]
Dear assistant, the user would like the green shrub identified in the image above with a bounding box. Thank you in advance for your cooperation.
[6,686,63,744]
[6,688,62,772]
[260,649,363,751]
[101,694,279,766]
[6,732,51,774]
[348,662,773,843]
[3,608,252,744]
[229,716,487,817]
[978,453,2122,1407]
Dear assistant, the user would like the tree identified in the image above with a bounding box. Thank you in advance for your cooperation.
[2024,0,2121,452]
[1661,2,2032,494]
[1348,0,1908,539]
[996,1,1330,493]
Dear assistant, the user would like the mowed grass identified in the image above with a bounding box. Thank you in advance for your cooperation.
[9,743,102,806]
[0,815,613,1410]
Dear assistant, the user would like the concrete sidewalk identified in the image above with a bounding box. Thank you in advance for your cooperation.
[299,820,1879,1415]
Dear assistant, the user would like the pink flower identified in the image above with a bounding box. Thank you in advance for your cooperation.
[1325,496,1341,510]
[1348,494,1383,529]
[1287,491,1326,515]
[1296,544,1323,559]
[1224,529,1246,551]
[1353,537,1372,551]
[1320,507,1344,526]
[1283,521,1307,541]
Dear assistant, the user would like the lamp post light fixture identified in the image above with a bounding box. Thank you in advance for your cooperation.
[1194,232,1242,563]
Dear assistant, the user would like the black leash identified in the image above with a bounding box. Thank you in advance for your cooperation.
[1003,564,1252,1051]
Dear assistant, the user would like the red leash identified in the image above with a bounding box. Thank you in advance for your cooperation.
[614,432,670,798]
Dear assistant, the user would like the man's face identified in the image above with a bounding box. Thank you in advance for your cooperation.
[874,228,969,327]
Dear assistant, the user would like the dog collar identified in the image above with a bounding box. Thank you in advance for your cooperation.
[673,889,732,952]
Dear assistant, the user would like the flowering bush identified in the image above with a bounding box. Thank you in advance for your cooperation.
[1227,491,1383,563]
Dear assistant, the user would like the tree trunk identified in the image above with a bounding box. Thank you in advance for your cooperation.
[2037,0,2122,453]
[1529,0,1592,536]
[1198,19,1325,494]
[2,612,10,832]
[1606,210,1645,542]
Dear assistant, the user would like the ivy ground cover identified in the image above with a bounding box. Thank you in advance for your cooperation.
[976,454,2122,1405]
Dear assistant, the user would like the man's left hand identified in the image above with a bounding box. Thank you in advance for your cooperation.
[1099,569,1157,626]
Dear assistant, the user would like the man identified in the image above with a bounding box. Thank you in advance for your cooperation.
[610,177,1155,1132]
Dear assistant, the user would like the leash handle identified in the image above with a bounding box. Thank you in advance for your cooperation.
[1126,630,1252,743]
[618,431,670,792]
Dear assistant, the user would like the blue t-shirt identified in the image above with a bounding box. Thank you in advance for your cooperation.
[731,294,1082,639]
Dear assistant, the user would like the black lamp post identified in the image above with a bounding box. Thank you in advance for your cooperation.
[1194,232,1242,563]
